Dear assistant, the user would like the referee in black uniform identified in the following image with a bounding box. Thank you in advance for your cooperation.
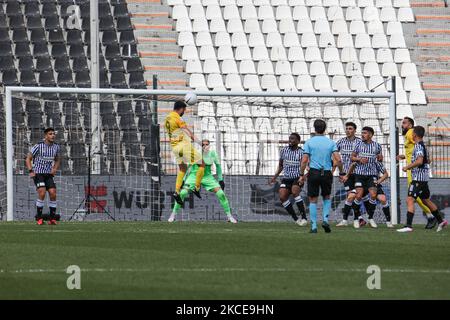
[25,128,61,225]
[269,133,308,226]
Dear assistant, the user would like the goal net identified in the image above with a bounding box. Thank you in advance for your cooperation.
[0,88,398,224]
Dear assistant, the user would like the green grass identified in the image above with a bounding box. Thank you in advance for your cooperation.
[0,221,449,300]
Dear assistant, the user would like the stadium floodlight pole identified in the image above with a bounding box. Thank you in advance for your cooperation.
[4,87,397,223]
[90,0,101,174]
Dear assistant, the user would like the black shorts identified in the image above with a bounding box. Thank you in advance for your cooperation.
[408,181,430,200]
[354,175,377,193]
[344,174,356,193]
[307,169,333,198]
[280,178,301,192]
[33,173,56,190]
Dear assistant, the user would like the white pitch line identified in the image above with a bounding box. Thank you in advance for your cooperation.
[1,267,450,274]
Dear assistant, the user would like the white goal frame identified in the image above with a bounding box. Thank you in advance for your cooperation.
[4,86,398,223]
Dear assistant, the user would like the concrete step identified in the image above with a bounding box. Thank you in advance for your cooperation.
[141,57,184,67]
[133,29,178,39]
[131,16,173,25]
[137,43,180,52]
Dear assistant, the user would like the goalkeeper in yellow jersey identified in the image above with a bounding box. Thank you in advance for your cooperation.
[397,117,436,229]
[164,100,205,205]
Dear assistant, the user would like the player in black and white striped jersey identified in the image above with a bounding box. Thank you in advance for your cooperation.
[335,122,362,228]
[25,128,61,225]
[351,126,383,228]
[269,133,308,226]
[398,126,447,233]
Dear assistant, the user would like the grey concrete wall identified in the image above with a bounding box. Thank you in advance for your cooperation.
[9,175,450,224]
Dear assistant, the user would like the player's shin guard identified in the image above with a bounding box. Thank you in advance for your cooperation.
[49,200,57,219]
[342,200,353,220]
[431,210,444,224]
[282,200,298,221]
[35,199,44,220]
[309,203,317,230]
[172,189,189,214]
[175,170,186,193]
[194,166,205,190]
[406,211,414,228]
[216,189,231,216]
[323,199,331,223]
[382,203,391,222]
[294,196,306,220]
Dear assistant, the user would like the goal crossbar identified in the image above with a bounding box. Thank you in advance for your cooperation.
[4,86,397,223]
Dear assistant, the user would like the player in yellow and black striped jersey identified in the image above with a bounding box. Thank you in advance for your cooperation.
[164,101,205,205]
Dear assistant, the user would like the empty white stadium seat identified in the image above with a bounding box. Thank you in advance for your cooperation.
[288,46,305,61]
[328,118,345,134]
[191,4,207,19]
[396,89,408,104]
[404,76,421,91]
[227,18,244,32]
[393,0,410,7]
[241,4,258,19]
[398,8,414,22]
[310,62,327,75]
[272,0,289,5]
[255,118,272,132]
[315,74,332,91]
[376,0,392,7]
[291,118,308,134]
[178,32,195,46]
[377,48,394,62]
[182,45,199,60]
[199,45,216,60]
[176,17,193,32]
[207,74,225,89]
[315,19,332,34]
[323,0,340,5]
[235,45,252,60]
[381,62,398,76]
[389,34,407,48]
[296,74,315,90]
[190,73,207,89]
[350,75,368,91]
[231,32,248,47]
[196,31,213,45]
[276,61,292,74]
[267,33,283,47]
[346,7,362,21]
[332,75,350,91]
[340,0,357,8]
[354,33,370,48]
[276,6,292,20]
[249,33,265,47]
[185,0,202,5]
[279,74,297,89]
[364,61,380,76]
[292,61,309,74]
[363,6,379,21]
[349,20,366,34]
[310,6,327,21]
[372,34,389,48]
[253,46,270,60]
[328,61,345,75]
[394,48,411,62]
[380,7,397,22]
[279,19,297,33]
[257,60,275,74]
[293,6,309,20]
[367,20,384,35]
[368,75,387,92]
[173,5,189,20]
[337,33,354,48]
[243,74,261,90]
[204,59,221,73]
[223,5,241,20]
[327,6,345,21]
[289,0,306,5]
[323,47,340,62]
[332,19,349,34]
[225,74,244,90]
[193,17,210,32]
[262,19,278,33]
[261,74,279,89]
[306,0,323,5]
[218,45,234,59]
[271,46,288,60]
[214,32,231,46]
[297,19,314,33]
[345,61,362,75]
[305,46,322,62]
[341,47,358,62]
[168,0,183,5]
[359,47,376,62]
[301,32,318,47]
[244,19,261,33]
[221,59,238,74]
[239,60,256,73]
[258,5,275,19]
[358,0,374,7]
[186,59,203,73]
[284,33,301,47]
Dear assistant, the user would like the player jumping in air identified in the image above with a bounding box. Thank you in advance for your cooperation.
[269,133,308,226]
[397,117,436,229]
[25,128,61,225]
[164,101,205,205]
[336,122,363,228]
[168,139,237,223]
[351,126,383,228]
[397,126,448,233]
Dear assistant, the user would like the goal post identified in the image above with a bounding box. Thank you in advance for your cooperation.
[3,86,398,224]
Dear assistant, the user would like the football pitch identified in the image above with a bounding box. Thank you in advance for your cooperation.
[0,221,449,300]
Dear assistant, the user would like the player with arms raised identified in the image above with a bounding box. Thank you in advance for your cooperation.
[164,100,205,205]
[397,126,447,233]
[25,128,61,225]
[269,133,307,226]
[168,139,237,223]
